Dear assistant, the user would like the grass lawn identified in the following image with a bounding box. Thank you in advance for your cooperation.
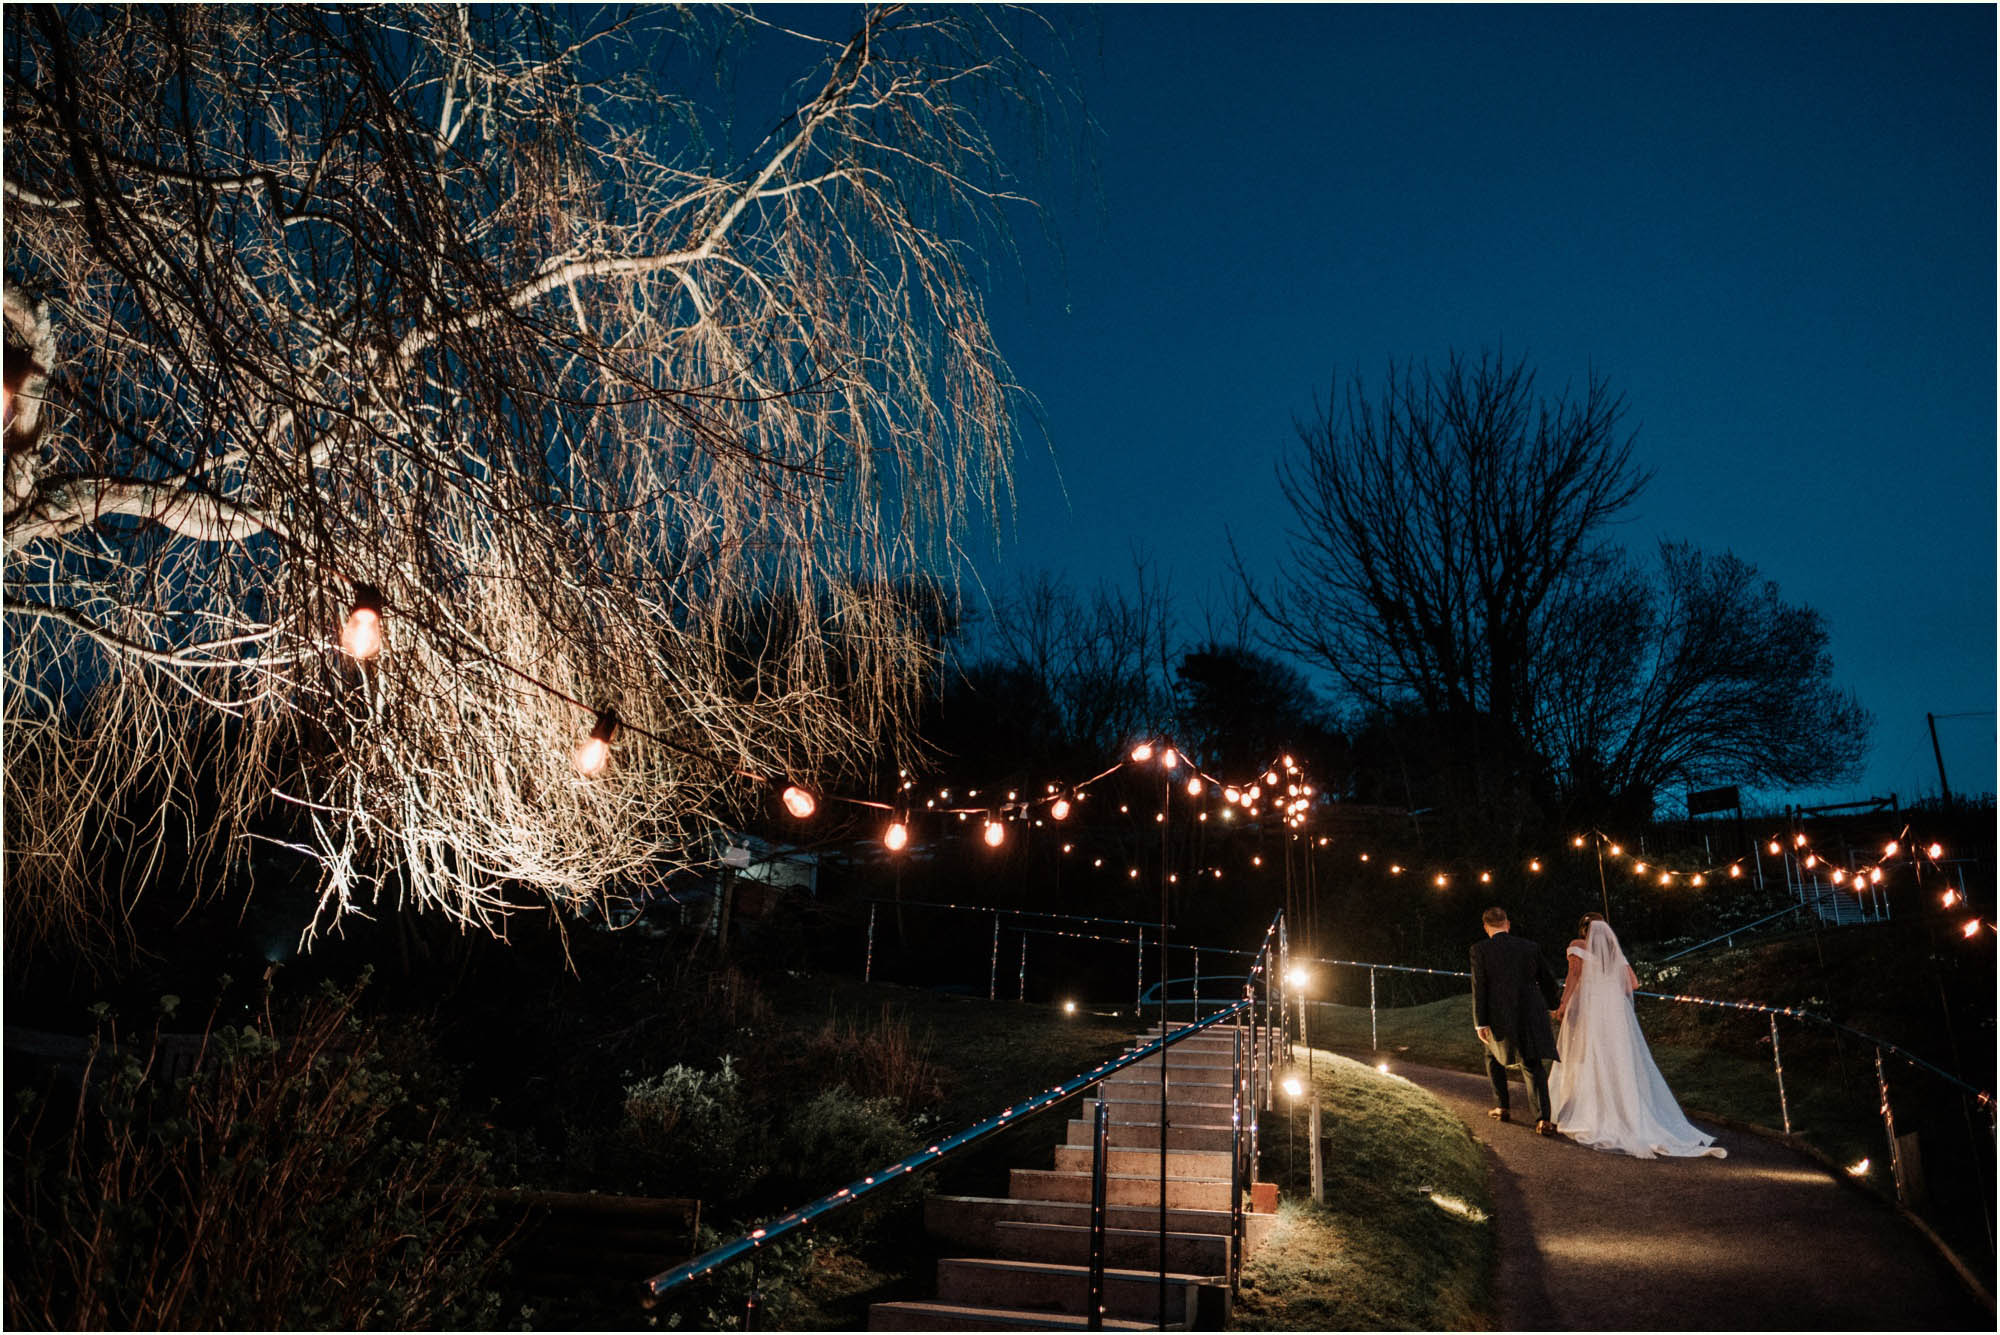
[1233,1049,1494,1330]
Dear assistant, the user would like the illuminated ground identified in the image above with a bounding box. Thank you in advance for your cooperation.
[1396,1062,1990,1331]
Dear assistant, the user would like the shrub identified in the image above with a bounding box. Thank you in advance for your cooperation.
[5,982,504,1330]
[774,1087,919,1198]
[620,1057,760,1200]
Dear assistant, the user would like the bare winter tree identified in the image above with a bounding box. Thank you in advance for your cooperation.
[1535,541,1870,817]
[1246,349,1867,824]
[2,5,1067,953]
[1244,351,1648,809]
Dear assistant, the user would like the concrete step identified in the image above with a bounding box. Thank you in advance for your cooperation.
[1049,1144,1233,1178]
[926,1194,1278,1257]
[1102,1071,1235,1093]
[869,1299,1175,1330]
[1065,1118,1236,1152]
[1081,1095,1237,1124]
[990,1219,1231,1274]
[1122,1051,1236,1070]
[1009,1168,1232,1210]
[936,1256,1225,1326]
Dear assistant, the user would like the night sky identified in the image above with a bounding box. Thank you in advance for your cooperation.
[968,3,1996,811]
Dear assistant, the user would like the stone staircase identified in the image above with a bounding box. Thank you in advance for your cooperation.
[870,1025,1280,1331]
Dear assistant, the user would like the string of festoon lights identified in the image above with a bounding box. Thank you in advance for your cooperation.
[338,588,1983,938]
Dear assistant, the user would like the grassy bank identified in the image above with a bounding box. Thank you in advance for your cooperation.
[1233,1049,1494,1330]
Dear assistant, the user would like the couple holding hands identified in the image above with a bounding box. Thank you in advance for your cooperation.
[1471,905,1725,1159]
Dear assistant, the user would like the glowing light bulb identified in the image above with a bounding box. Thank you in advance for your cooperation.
[1131,743,1154,763]
[1051,797,1072,821]
[1803,854,1817,869]
[1434,874,1447,887]
[1281,1074,1304,1099]
[1163,748,1180,770]
[1692,874,1705,887]
[573,709,617,777]
[1847,1158,1870,1177]
[1479,871,1491,884]
[1882,841,1899,859]
[1529,859,1542,873]
[1128,867,1139,879]
[1943,889,1960,908]
[1064,1000,1076,1015]
[1729,864,1743,878]
[1186,776,1203,797]
[1360,852,1370,862]
[1634,862,1646,873]
[1962,919,1981,939]
[1390,864,1403,875]
[1252,856,1262,867]
[1928,842,1944,860]
[983,820,1005,848]
[1573,835,1586,848]
[781,785,816,819]
[573,736,610,777]
[339,585,384,660]
[1659,872,1671,886]
[1287,966,1309,989]
[1264,771,1279,786]
[1376,1062,1390,1075]
[1062,842,1073,854]
[1768,841,1782,856]
[1869,868,1883,885]
[1282,754,1295,769]
[884,821,909,852]
[1609,844,1623,857]
[1224,788,1241,803]
[1794,833,1807,848]
[1832,870,1846,885]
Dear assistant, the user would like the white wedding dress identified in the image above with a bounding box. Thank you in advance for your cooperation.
[1549,920,1725,1159]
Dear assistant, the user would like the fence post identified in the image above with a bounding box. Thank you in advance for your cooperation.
[863,903,877,983]
[1087,1096,1109,1330]
[743,1253,762,1331]
[1135,932,1145,1021]
[1368,967,1378,1053]
[1769,1014,1792,1136]
[1309,1092,1325,1205]
[1230,1020,1245,1297]
[1192,945,1200,1017]
[989,912,1000,1001]
[1876,1047,1910,1206]
[1018,933,1029,1002]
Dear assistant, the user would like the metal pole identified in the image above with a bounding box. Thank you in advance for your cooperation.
[744,1253,762,1331]
[1309,1092,1325,1205]
[1594,839,1611,920]
[1018,933,1029,1002]
[864,902,877,983]
[1135,931,1145,1021]
[1230,1021,1245,1297]
[1192,945,1200,1017]
[1769,1013,1791,1136]
[1369,966,1379,1053]
[989,911,1000,1001]
[1876,1047,1910,1206]
[1927,712,1954,806]
[1157,767,1170,1334]
[1087,1097,1109,1331]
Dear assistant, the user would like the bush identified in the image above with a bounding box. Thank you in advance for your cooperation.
[5,982,504,1330]
[774,1087,919,1198]
[620,1057,760,1200]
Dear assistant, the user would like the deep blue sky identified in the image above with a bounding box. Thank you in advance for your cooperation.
[966,3,1995,812]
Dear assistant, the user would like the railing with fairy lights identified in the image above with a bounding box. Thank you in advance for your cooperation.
[1289,951,1996,1260]
[646,911,1292,1329]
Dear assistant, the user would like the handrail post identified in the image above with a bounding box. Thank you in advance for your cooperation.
[1018,933,1028,1002]
[1876,1047,1910,1206]
[1135,931,1145,1020]
[1087,1096,1109,1330]
[864,902,877,983]
[1230,1019,1245,1297]
[1192,945,1200,1017]
[989,911,1000,1001]
[1769,1014,1791,1136]
[1368,966,1378,1054]
[744,1253,761,1331]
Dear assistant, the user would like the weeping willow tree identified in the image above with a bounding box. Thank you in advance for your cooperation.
[2,4,1064,956]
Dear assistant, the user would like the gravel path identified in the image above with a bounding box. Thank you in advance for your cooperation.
[1394,1060,1991,1331]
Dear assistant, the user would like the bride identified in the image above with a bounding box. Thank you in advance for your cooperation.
[1550,915,1726,1159]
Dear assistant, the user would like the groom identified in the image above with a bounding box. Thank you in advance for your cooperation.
[1470,906,1562,1136]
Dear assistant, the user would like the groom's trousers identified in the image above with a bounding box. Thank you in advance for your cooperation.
[1486,1052,1553,1124]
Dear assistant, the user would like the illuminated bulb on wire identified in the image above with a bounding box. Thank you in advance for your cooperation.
[1051,796,1072,821]
[884,821,909,852]
[1943,889,1960,908]
[1163,748,1180,770]
[1225,787,1241,804]
[1186,776,1203,797]
[1634,862,1646,873]
[781,785,817,819]
[1252,855,1262,867]
[1479,871,1491,884]
[573,708,617,777]
[1573,835,1586,848]
[1928,842,1944,860]
[1609,844,1623,857]
[1282,1074,1304,1099]
[1659,872,1671,886]
[1882,841,1899,859]
[1282,754,1296,769]
[1768,841,1782,856]
[1434,874,1447,888]
[1692,874,1705,887]
[1131,743,1154,763]
[339,584,384,660]
[1390,864,1403,875]
[1803,854,1817,869]
[1129,867,1139,879]
[1529,859,1542,873]
[1264,771,1279,786]
[983,819,1005,848]
[1962,919,1981,939]
[1832,869,1846,885]
[1794,833,1807,847]
[1729,864,1743,878]
[1360,852,1370,862]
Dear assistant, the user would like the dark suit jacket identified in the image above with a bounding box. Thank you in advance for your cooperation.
[1470,930,1561,1066]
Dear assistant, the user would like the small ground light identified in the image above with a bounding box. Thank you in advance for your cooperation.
[1063,1000,1076,1015]
[1377,1062,1391,1074]
[1281,1073,1304,1099]
[1847,1158,1871,1177]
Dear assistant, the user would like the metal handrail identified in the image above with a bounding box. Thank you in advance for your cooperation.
[641,990,1261,1307]
[1654,902,1810,964]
